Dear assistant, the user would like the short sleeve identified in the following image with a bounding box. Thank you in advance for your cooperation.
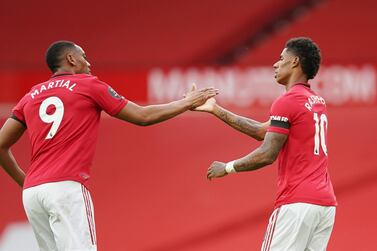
[11,95,28,127]
[90,78,128,116]
[267,95,296,135]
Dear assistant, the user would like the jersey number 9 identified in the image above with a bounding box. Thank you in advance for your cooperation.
[39,97,64,139]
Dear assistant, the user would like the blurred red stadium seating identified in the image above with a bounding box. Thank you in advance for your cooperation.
[0,0,314,70]
[239,0,377,65]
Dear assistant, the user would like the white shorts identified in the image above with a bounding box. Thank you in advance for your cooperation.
[261,202,336,251]
[22,181,97,251]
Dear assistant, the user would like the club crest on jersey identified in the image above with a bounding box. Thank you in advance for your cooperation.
[108,87,122,99]
[270,115,289,122]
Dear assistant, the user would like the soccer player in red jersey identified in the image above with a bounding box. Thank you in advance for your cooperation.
[0,41,218,251]
[195,37,337,250]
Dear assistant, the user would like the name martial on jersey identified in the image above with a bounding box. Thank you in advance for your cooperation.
[30,80,76,99]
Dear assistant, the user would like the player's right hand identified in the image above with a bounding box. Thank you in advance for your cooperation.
[184,83,219,109]
[193,97,216,113]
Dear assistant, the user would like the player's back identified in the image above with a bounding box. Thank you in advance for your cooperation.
[12,73,127,188]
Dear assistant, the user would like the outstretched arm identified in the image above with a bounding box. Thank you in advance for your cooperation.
[0,118,26,187]
[207,132,287,180]
[195,98,269,141]
[115,85,218,126]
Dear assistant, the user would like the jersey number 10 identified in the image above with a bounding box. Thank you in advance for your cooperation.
[313,112,328,156]
[39,97,64,139]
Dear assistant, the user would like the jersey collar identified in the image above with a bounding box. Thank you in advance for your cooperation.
[292,82,311,88]
[50,72,74,79]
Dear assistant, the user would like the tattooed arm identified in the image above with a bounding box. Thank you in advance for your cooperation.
[207,132,287,180]
[213,104,269,141]
[233,132,287,172]
[194,98,269,141]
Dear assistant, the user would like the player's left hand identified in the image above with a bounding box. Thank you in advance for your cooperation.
[194,97,216,113]
[183,83,219,110]
[207,161,227,180]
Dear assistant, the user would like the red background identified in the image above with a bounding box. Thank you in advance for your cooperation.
[1,0,377,250]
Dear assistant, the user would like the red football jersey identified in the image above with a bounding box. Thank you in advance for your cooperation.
[12,73,128,189]
[267,83,337,208]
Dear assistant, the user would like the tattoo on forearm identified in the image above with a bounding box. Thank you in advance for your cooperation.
[216,109,265,139]
[234,132,288,172]
[236,148,270,172]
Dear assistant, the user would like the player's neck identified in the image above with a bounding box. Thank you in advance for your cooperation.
[285,74,308,91]
[54,67,76,75]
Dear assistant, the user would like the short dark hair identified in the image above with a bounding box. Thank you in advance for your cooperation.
[45,41,76,73]
[285,37,321,80]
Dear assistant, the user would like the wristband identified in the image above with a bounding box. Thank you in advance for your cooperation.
[225,160,236,174]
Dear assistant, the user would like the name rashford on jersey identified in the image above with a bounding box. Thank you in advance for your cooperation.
[12,73,128,189]
[267,83,337,208]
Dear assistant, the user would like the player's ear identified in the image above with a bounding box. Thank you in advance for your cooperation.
[291,56,300,68]
[66,53,77,66]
